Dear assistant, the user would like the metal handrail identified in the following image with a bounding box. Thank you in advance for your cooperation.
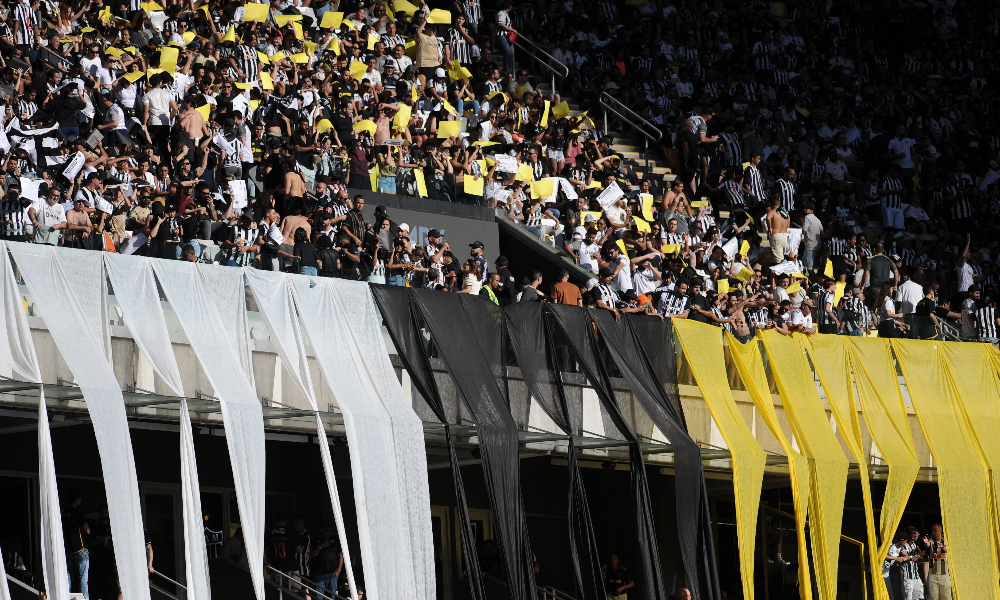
[150,582,181,600]
[538,586,577,600]
[512,35,569,100]
[6,574,40,595]
[599,92,662,144]
[265,565,349,600]
[151,570,187,590]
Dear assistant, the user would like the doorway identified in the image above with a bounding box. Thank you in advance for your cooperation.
[140,485,183,598]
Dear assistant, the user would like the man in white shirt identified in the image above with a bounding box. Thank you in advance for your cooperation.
[578,228,601,273]
[896,275,923,314]
[887,124,917,189]
[801,201,823,271]
[28,187,67,244]
[632,258,661,295]
[606,243,632,291]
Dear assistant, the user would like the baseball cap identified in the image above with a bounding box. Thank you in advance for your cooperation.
[584,213,598,223]
[398,222,410,232]
[599,267,613,278]
[494,255,508,265]
[427,229,441,238]
[469,241,484,249]
[435,67,446,78]
[890,254,902,262]
[803,299,815,307]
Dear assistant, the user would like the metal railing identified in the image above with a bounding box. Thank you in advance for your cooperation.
[599,92,663,172]
[6,574,40,596]
[150,569,186,600]
[513,35,570,97]
[538,586,577,600]
[265,565,350,600]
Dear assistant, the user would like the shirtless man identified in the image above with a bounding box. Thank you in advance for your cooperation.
[766,197,790,263]
[282,158,306,204]
[64,198,94,249]
[178,98,211,152]
[374,103,399,145]
[279,205,311,241]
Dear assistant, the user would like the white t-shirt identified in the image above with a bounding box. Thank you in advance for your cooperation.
[887,137,917,169]
[613,254,632,291]
[31,200,66,228]
[633,267,657,295]
[143,87,174,126]
[79,55,102,77]
[578,240,600,272]
[896,280,923,314]
[883,544,900,578]
[956,261,973,292]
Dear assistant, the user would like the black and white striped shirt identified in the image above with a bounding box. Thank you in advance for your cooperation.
[711,307,732,332]
[447,28,472,65]
[13,0,38,47]
[720,131,741,166]
[595,283,619,308]
[950,196,974,220]
[659,292,689,315]
[775,179,796,212]
[224,223,257,267]
[817,290,835,324]
[234,44,259,83]
[722,179,744,207]
[878,175,902,209]
[745,306,769,329]
[743,164,765,202]
[18,99,37,121]
[827,237,848,257]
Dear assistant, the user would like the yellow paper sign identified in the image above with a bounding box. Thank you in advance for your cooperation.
[690,200,709,208]
[393,103,411,130]
[437,121,461,139]
[442,100,458,116]
[349,60,368,79]
[124,71,145,83]
[183,31,196,45]
[158,46,179,73]
[414,170,428,197]
[316,119,333,133]
[257,50,270,64]
[640,193,654,221]
[739,240,750,257]
[249,99,260,112]
[785,282,801,294]
[633,217,651,233]
[342,19,356,30]
[834,281,846,306]
[370,165,379,191]
[233,82,253,90]
[196,104,211,121]
[541,100,550,128]
[464,175,485,196]
[146,68,164,78]
[273,14,303,27]
[426,8,451,23]
[717,279,730,295]
[354,120,377,135]
[411,83,418,103]
[473,141,499,147]
[105,47,125,57]
[616,239,628,255]
[581,211,602,224]
[515,163,534,182]
[320,11,344,28]
[587,181,602,188]
[736,267,754,282]
[661,244,681,254]
[260,72,274,90]
[243,3,268,22]
[289,52,310,63]
[139,1,162,11]
[551,101,569,120]
[824,259,834,278]
[530,179,556,199]
[304,41,317,55]
[292,22,304,40]
[221,26,236,43]
[368,33,380,50]
[99,6,112,23]
[393,0,419,17]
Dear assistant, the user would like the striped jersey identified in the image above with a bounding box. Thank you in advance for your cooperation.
[977,304,998,339]
[743,164,765,203]
[775,179,796,212]
[234,44,259,83]
[659,292,689,315]
[13,0,38,47]
[879,175,902,209]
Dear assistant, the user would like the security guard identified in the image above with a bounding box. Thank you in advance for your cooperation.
[479,272,502,305]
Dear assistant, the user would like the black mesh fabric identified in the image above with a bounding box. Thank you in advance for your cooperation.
[411,290,538,600]
[625,314,686,430]
[370,285,485,600]
[590,311,720,600]
[545,304,667,600]
[503,302,604,600]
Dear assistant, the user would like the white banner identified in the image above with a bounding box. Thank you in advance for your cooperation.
[596,182,624,210]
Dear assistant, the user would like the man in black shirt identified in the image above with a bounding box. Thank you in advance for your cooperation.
[310,522,343,598]
[603,554,634,600]
[62,490,90,599]
[493,255,516,305]
[266,513,299,579]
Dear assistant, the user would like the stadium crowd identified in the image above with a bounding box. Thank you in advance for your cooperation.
[0,0,995,341]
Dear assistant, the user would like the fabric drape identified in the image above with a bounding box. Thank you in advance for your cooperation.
[805,336,883,600]
[758,331,847,600]
[9,243,151,600]
[150,260,267,600]
[57,247,111,362]
[247,270,359,600]
[104,253,211,600]
[503,302,603,600]
[330,279,435,600]
[545,304,665,600]
[673,321,765,600]
[893,340,998,600]
[198,261,255,384]
[846,339,918,581]
[624,315,685,430]
[725,334,812,599]
[292,276,415,600]
[588,311,718,600]
[410,290,537,600]
[369,285,485,600]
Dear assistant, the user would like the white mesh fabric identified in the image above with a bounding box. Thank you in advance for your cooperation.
[0,242,40,381]
[104,253,211,600]
[198,263,255,384]
[8,243,150,600]
[55,246,111,363]
[150,260,266,600]
[245,270,359,599]
[38,387,70,600]
[330,280,435,600]
[291,276,413,600]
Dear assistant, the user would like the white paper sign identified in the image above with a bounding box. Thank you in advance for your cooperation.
[596,182,624,210]
[493,154,518,173]
[559,177,579,199]
[721,236,738,259]
[122,233,147,255]
[19,177,42,201]
[95,197,114,215]
[493,189,513,205]
[212,134,236,156]
[785,227,802,258]
[61,151,86,181]
[770,261,801,275]
[228,179,248,212]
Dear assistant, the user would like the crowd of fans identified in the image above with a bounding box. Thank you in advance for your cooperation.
[0,0,997,341]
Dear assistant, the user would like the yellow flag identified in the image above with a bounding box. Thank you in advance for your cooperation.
[616,239,628,255]
[530,179,556,199]
[393,0,419,17]
[414,170,428,197]
[426,8,451,22]
[221,26,236,43]
[661,244,681,254]
[393,103,411,131]
[273,14,303,27]
[541,100,550,127]
[158,46,179,73]
[633,217,651,233]
[320,11,344,28]
[824,259,834,278]
[367,32,380,50]
[464,175,485,196]
[515,163,534,182]
[292,21,304,40]
[349,59,368,79]
[260,72,274,90]
[785,281,801,294]
[183,31,196,45]
[551,101,569,120]
[437,120,461,138]
[243,3,268,22]
[640,193,654,221]
[717,279,730,295]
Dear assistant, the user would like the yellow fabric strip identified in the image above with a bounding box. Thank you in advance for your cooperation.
[674,322,766,600]
[759,331,848,600]
[846,338,918,579]
[943,343,1000,588]
[806,336,884,600]
[725,333,813,600]
[892,340,998,600]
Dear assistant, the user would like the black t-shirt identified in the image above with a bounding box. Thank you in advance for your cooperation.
[294,240,319,268]
[311,533,342,575]
[339,242,361,279]
[264,154,285,191]
[689,294,712,323]
[267,526,298,572]
[496,266,516,299]
[604,567,632,595]
[915,297,935,317]
[330,113,354,144]
[291,130,313,160]
[62,507,87,554]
